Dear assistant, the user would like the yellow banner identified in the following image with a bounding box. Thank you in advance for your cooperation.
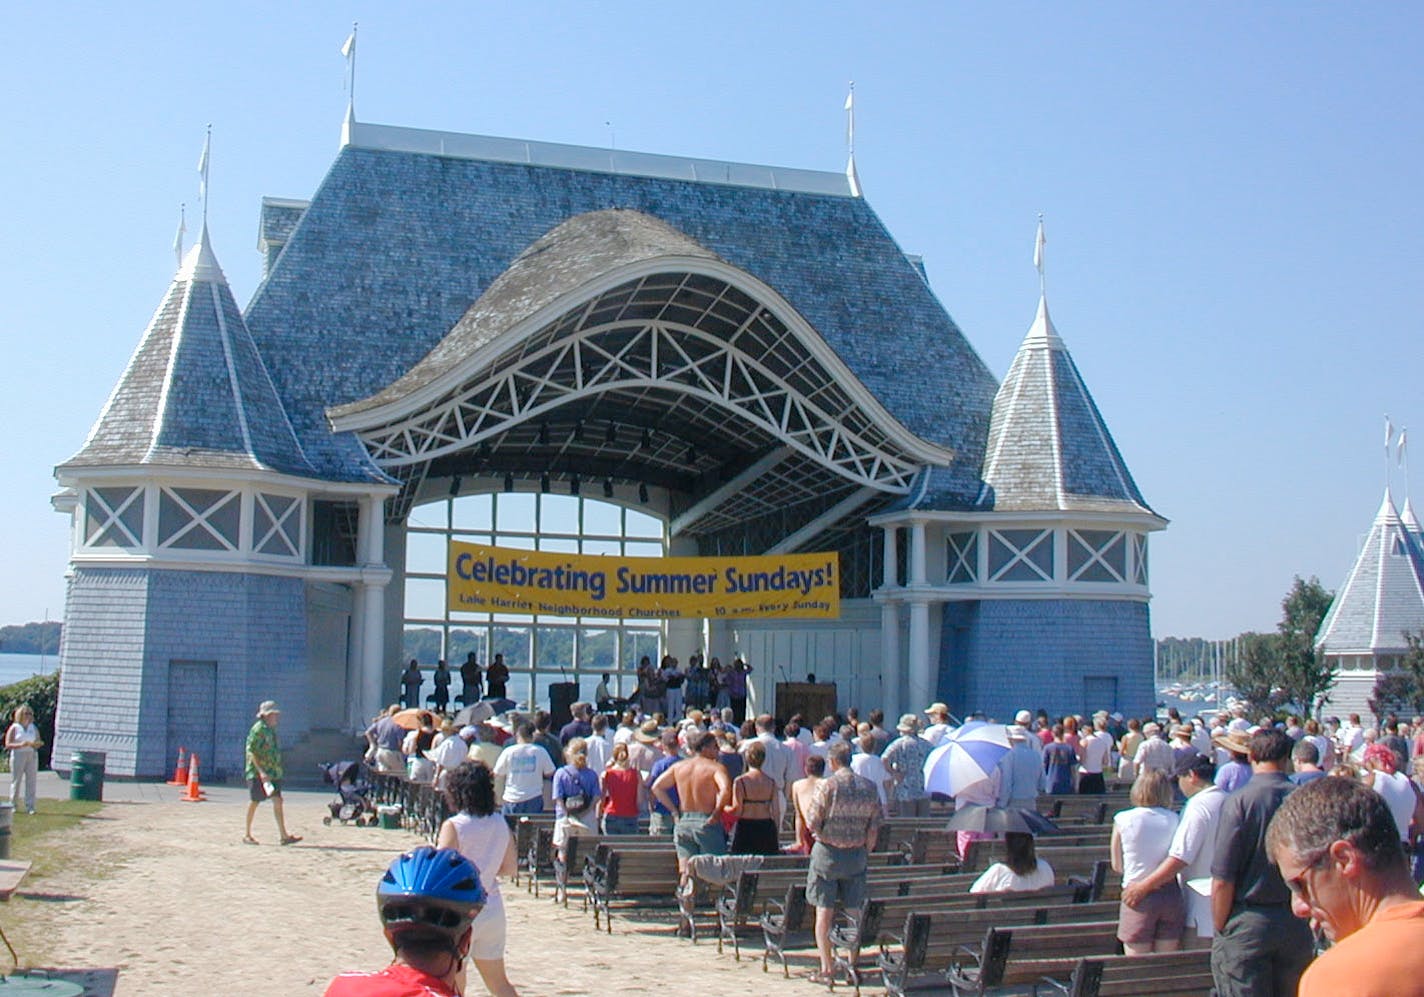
[448,542,840,620]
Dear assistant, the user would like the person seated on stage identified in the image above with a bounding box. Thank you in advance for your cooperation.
[322,846,487,997]
[594,673,614,712]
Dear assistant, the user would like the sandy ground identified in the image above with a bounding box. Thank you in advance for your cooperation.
[10,783,831,995]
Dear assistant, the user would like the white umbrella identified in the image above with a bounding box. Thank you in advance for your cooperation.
[922,720,1012,798]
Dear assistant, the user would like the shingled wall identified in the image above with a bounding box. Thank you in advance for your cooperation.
[938,599,1155,721]
[54,568,308,778]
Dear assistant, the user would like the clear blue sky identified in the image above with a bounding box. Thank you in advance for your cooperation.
[2,3,1420,639]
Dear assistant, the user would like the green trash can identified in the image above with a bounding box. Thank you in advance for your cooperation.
[69,750,106,802]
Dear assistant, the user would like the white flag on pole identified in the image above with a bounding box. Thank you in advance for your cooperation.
[341,31,356,58]
[1399,428,1408,468]
[197,130,210,202]
[172,204,186,267]
[844,83,855,147]
[1033,217,1046,275]
[1386,415,1395,451]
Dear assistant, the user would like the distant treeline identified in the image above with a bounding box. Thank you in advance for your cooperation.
[0,622,61,656]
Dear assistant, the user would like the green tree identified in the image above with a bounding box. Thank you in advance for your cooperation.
[1273,576,1335,713]
[1368,672,1417,725]
[1224,631,1284,712]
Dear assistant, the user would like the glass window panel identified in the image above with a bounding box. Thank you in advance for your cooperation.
[491,627,530,670]
[580,629,616,674]
[493,493,536,534]
[451,493,493,531]
[538,494,581,533]
[404,578,446,621]
[624,541,664,559]
[405,531,448,574]
[581,539,622,556]
[402,625,443,665]
[581,500,624,537]
[86,486,144,547]
[536,537,579,554]
[624,508,663,538]
[989,529,1051,581]
[536,626,575,670]
[498,535,537,551]
[946,531,977,584]
[626,631,661,670]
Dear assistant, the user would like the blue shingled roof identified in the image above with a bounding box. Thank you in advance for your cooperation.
[60,236,314,478]
[978,296,1156,516]
[241,140,1000,493]
[1316,492,1424,653]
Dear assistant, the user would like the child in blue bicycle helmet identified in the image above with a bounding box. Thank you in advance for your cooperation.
[324,846,487,996]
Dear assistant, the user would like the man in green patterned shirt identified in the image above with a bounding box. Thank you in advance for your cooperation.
[244,700,301,845]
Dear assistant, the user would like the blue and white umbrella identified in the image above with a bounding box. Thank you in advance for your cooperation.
[923,721,1012,798]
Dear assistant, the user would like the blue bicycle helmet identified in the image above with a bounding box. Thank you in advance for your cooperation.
[376,846,487,947]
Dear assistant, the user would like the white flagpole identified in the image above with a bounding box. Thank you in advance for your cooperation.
[844,81,860,197]
[1401,428,1411,505]
[197,125,211,225]
[1033,214,1047,297]
[1385,414,1396,497]
[342,23,358,113]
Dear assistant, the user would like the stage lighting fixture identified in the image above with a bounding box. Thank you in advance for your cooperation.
[540,473,551,493]
[503,473,515,493]
[602,478,614,498]
[569,475,581,495]
[638,482,649,504]
[448,476,462,498]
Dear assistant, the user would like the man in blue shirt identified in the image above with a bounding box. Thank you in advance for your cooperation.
[646,730,681,835]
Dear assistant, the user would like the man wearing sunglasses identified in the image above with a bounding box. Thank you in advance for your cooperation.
[1266,777,1424,996]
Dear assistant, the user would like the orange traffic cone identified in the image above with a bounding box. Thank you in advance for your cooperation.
[166,747,188,785]
[179,752,206,802]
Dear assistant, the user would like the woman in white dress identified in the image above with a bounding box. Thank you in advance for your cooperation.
[437,761,519,996]
[5,705,41,814]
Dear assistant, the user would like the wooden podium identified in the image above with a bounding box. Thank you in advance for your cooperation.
[774,682,837,723]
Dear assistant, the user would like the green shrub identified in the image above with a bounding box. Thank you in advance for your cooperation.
[0,672,59,769]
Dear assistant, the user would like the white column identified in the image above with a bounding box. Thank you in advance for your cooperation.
[909,520,927,586]
[908,599,932,715]
[357,495,388,728]
[347,584,366,729]
[882,525,899,588]
[880,600,902,720]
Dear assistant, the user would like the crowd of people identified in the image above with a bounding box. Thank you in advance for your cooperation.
[317,679,1424,996]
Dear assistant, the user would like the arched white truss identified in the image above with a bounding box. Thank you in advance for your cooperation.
[332,261,950,500]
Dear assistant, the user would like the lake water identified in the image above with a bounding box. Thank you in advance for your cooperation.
[0,653,57,687]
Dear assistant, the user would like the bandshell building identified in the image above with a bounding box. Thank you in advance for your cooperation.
[53,115,1165,777]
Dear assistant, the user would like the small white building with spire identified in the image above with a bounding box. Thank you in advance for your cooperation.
[1315,490,1424,717]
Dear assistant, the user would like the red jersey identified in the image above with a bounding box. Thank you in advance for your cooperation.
[323,964,458,997]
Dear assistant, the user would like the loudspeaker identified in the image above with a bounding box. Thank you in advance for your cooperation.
[549,682,580,729]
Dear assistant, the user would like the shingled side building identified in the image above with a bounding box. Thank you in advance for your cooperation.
[52,116,1166,777]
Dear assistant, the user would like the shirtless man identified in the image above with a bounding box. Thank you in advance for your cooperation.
[791,754,827,853]
[651,730,732,885]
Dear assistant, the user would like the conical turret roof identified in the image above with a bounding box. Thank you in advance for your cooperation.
[59,228,312,477]
[980,295,1155,516]
[1316,491,1424,653]
[1402,498,1422,538]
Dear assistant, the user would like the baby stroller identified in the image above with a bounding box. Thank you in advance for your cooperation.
[320,760,377,826]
